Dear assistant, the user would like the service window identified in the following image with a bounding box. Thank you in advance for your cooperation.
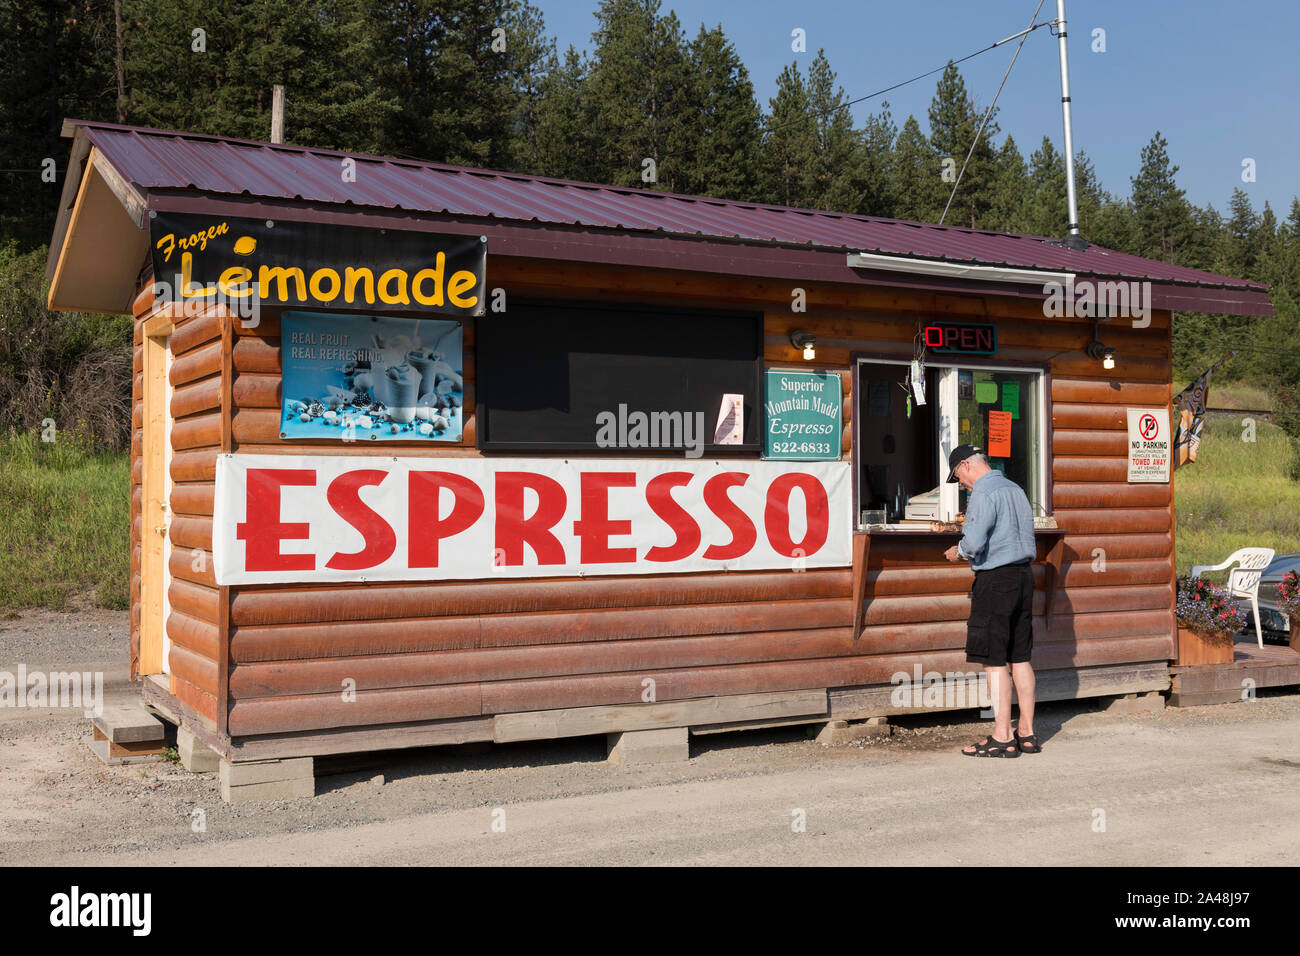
[855,357,1047,526]
[476,300,762,452]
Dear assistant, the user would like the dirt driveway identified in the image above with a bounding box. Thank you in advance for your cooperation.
[3,609,1299,866]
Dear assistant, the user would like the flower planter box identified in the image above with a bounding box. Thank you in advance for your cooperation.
[1291,622,1300,653]
[1177,626,1235,666]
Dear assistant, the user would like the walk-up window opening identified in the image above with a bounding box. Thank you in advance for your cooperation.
[854,356,1049,528]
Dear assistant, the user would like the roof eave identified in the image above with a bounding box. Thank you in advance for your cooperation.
[138,190,1275,318]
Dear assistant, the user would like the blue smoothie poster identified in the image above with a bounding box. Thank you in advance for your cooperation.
[280,311,463,442]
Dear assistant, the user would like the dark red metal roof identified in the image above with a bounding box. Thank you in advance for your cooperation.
[68,120,1270,308]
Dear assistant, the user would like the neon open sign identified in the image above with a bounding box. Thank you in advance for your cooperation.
[924,322,997,355]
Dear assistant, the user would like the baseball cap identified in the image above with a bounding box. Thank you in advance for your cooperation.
[946,444,982,483]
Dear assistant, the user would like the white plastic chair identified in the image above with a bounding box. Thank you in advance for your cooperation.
[1189,548,1276,648]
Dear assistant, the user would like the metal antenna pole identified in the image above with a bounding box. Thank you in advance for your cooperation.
[1055,0,1087,249]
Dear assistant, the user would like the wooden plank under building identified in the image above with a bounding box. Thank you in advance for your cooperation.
[1170,640,1300,706]
[493,689,829,742]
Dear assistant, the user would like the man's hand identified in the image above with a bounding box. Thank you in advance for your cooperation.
[944,545,962,563]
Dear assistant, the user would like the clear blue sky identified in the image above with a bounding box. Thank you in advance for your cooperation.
[540,0,1300,218]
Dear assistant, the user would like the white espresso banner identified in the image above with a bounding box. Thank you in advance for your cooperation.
[212,454,852,585]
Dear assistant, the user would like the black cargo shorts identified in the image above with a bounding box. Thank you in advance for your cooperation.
[965,559,1034,666]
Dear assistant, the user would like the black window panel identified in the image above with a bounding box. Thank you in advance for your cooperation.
[477,300,762,451]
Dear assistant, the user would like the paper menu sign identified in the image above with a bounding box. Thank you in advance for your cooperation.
[987,410,1012,457]
[975,381,998,404]
[1001,381,1020,420]
[714,393,744,444]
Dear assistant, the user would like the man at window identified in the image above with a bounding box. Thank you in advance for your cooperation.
[942,444,1040,757]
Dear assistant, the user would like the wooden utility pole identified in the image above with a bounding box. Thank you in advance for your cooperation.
[271,85,285,144]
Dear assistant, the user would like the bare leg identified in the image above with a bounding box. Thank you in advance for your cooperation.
[1011,661,1035,737]
[988,664,1013,740]
[962,664,1015,754]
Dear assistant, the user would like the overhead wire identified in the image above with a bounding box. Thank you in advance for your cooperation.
[652,14,1058,166]
[939,0,1048,225]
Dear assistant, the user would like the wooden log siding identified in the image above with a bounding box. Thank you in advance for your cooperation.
[130,276,227,727]
[203,264,1179,740]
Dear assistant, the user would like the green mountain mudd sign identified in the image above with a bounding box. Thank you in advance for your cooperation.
[763,368,842,460]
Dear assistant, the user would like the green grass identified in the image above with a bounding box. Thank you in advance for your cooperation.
[0,430,130,610]
[1174,415,1300,578]
[1172,380,1274,413]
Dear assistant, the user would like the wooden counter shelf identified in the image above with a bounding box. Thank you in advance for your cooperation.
[850,527,1069,639]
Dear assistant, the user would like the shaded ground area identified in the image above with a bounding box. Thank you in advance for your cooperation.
[3,609,1299,865]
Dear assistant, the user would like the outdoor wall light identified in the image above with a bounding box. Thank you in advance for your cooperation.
[791,330,816,360]
[1085,316,1116,369]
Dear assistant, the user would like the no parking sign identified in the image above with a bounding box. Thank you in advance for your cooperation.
[1127,408,1171,483]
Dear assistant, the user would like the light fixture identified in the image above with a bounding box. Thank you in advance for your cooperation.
[791,330,816,360]
[1085,315,1116,370]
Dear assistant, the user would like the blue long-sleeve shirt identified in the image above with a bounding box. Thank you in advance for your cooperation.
[956,469,1036,570]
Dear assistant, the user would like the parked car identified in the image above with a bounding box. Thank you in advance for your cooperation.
[1241,552,1300,644]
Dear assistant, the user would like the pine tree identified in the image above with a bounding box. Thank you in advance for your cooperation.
[496,1,558,172]
[1022,137,1066,237]
[120,0,400,152]
[1181,203,1220,272]
[1072,150,1107,236]
[585,0,693,191]
[1213,187,1260,278]
[927,62,999,227]
[675,24,762,200]
[0,0,118,249]
[1259,200,1300,300]
[1130,131,1194,263]
[370,0,549,168]
[528,45,595,181]
[761,61,817,207]
[983,135,1026,232]
[803,49,861,212]
[1254,202,1278,277]
[857,103,897,218]
[891,114,939,223]
[1073,151,1135,252]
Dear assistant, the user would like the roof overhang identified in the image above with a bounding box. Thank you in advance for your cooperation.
[141,191,1276,318]
[44,118,1275,320]
[45,125,150,314]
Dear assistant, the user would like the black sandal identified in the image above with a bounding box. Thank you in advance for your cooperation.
[1014,731,1040,754]
[962,735,1019,757]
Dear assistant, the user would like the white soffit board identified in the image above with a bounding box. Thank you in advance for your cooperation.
[46,148,150,314]
[847,251,1074,287]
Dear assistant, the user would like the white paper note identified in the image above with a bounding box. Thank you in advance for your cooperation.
[714,393,743,444]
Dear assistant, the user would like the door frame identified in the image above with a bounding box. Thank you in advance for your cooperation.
[141,313,174,682]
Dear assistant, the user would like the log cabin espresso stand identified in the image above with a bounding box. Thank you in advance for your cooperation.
[46,121,1273,801]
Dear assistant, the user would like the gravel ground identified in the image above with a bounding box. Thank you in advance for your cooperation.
[3,608,1299,865]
